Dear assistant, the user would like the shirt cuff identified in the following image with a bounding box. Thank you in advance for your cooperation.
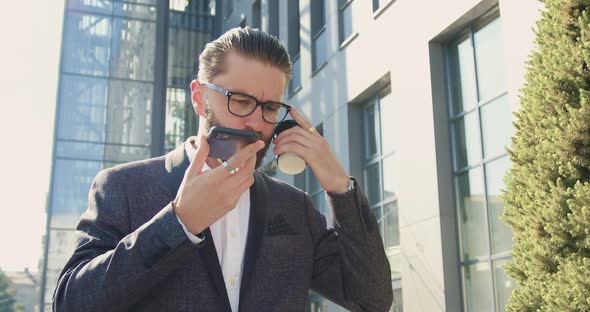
[175,214,205,245]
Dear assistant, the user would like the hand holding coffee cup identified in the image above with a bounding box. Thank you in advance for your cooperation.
[272,120,306,174]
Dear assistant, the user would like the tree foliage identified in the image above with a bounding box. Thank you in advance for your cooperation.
[502,0,590,310]
[0,268,17,312]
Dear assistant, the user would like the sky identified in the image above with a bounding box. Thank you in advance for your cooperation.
[0,1,65,272]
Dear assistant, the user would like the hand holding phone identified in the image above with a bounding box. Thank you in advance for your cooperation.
[206,126,260,160]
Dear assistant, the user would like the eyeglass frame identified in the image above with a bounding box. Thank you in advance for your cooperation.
[202,82,292,124]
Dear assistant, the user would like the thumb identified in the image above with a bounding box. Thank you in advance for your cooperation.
[187,136,210,175]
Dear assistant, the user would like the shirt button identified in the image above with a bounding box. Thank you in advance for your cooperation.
[231,231,237,238]
[229,278,236,287]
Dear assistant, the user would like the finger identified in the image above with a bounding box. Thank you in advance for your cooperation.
[273,142,309,159]
[274,126,316,145]
[236,173,256,192]
[214,153,257,192]
[274,132,313,149]
[187,136,210,175]
[227,140,265,170]
[289,107,315,135]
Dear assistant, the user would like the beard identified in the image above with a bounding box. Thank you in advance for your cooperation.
[203,104,271,169]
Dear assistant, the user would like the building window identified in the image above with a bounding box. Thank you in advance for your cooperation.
[446,14,515,312]
[268,0,279,38]
[372,0,395,17]
[372,0,381,12]
[288,0,301,95]
[165,0,214,152]
[252,0,261,29]
[361,85,403,310]
[338,0,354,45]
[311,0,327,73]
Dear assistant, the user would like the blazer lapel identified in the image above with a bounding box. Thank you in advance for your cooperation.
[200,228,232,311]
[239,171,268,310]
[164,141,189,196]
[164,139,232,311]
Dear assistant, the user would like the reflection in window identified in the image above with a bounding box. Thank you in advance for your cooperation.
[252,0,261,29]
[452,112,482,168]
[165,88,190,151]
[494,258,517,311]
[63,13,111,76]
[449,36,478,114]
[447,14,513,311]
[57,75,108,142]
[311,0,326,72]
[67,0,113,15]
[372,0,393,13]
[464,262,493,312]
[480,96,512,158]
[288,0,300,95]
[225,0,233,19]
[485,156,512,254]
[456,168,486,260]
[165,0,215,152]
[56,141,105,161]
[289,55,301,95]
[338,0,353,44]
[44,229,77,303]
[51,159,102,228]
[268,0,279,38]
[113,2,157,20]
[110,18,156,81]
[473,18,507,101]
[106,79,153,146]
[364,104,379,157]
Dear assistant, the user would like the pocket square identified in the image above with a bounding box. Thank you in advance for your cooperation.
[265,215,297,236]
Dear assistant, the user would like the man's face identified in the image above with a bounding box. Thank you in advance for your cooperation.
[193,51,287,168]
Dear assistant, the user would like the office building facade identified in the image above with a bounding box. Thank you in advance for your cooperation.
[225,0,540,311]
[41,0,542,311]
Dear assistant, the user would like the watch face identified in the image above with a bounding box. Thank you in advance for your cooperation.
[348,178,356,191]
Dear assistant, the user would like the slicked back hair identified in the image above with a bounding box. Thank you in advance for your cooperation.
[197,27,291,84]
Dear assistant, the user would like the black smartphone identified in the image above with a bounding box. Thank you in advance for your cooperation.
[206,126,260,160]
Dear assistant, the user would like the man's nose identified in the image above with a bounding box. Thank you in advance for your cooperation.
[243,105,265,132]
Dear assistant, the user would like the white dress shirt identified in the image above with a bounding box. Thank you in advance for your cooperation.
[175,142,250,312]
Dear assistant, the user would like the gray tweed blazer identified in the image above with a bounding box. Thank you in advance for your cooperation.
[53,139,393,312]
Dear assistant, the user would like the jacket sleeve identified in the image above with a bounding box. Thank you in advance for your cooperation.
[307,178,394,312]
[52,168,199,312]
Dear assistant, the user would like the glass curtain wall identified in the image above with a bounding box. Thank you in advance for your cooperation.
[165,0,215,151]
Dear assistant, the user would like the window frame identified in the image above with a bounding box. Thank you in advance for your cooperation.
[444,11,514,312]
[311,0,327,73]
[338,0,357,47]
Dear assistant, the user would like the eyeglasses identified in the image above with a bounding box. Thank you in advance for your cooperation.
[203,82,291,124]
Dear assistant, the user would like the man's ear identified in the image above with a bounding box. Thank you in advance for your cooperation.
[190,79,206,116]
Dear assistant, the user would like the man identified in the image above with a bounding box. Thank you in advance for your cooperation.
[53,27,393,312]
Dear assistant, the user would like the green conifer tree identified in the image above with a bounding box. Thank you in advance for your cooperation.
[0,269,17,312]
[502,0,590,311]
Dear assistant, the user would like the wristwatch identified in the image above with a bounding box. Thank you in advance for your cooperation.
[346,177,357,193]
[347,177,356,191]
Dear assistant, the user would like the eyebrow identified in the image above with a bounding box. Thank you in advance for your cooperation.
[230,88,283,103]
